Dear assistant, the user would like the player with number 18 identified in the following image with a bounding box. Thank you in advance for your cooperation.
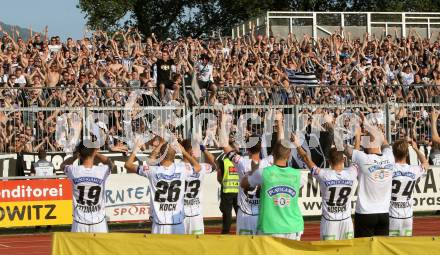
[293,134,357,240]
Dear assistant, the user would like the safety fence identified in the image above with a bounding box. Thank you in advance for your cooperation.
[0,102,438,153]
[0,104,186,154]
[0,87,175,108]
[2,84,440,109]
[211,84,440,105]
[191,102,439,147]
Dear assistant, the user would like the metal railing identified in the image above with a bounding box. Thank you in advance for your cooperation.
[0,105,187,153]
[192,102,439,147]
[1,85,440,153]
[233,12,440,39]
[0,87,174,108]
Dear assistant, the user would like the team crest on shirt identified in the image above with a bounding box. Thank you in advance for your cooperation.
[267,186,296,208]
[368,164,393,182]
[371,169,392,181]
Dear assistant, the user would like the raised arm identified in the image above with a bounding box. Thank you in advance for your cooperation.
[124,141,143,173]
[178,142,201,172]
[293,134,316,170]
[381,131,390,150]
[201,145,217,171]
[432,110,440,144]
[95,153,114,172]
[354,123,362,151]
[410,139,429,170]
[241,174,252,190]
[60,152,78,173]
[344,125,361,158]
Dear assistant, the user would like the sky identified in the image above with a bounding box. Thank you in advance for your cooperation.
[0,0,88,40]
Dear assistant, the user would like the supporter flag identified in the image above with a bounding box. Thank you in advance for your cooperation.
[191,73,202,105]
[285,68,319,86]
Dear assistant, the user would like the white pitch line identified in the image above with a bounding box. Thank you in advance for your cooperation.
[0,243,11,248]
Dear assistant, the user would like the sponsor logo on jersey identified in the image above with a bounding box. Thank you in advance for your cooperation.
[393,171,416,179]
[189,172,200,178]
[72,177,103,185]
[323,179,354,187]
[267,185,296,208]
[367,163,393,173]
[156,173,181,180]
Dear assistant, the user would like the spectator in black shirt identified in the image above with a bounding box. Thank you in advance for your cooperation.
[155,50,175,100]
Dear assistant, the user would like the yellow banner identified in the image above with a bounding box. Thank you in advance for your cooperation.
[0,200,72,227]
[52,232,440,255]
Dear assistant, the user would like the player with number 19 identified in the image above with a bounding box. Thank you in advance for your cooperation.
[125,139,201,234]
[389,139,428,237]
[61,142,113,233]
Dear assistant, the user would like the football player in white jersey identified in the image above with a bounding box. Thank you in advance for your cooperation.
[294,135,358,240]
[180,139,217,235]
[344,124,395,237]
[61,142,114,233]
[389,138,428,236]
[125,139,201,234]
[223,136,273,235]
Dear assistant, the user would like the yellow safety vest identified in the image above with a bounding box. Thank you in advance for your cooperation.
[222,158,239,193]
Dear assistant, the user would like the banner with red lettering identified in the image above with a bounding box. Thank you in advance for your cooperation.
[0,179,72,227]
[105,174,150,222]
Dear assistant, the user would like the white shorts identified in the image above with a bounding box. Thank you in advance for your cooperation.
[258,231,302,241]
[151,222,185,234]
[236,209,258,235]
[389,217,413,237]
[320,217,354,240]
[71,220,108,233]
[184,215,204,235]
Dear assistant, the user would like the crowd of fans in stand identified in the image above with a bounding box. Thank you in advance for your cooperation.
[1,25,440,153]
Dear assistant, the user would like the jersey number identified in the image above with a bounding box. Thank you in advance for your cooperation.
[246,186,261,199]
[77,186,101,206]
[154,180,182,202]
[391,180,416,201]
[185,180,201,198]
[327,187,351,206]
